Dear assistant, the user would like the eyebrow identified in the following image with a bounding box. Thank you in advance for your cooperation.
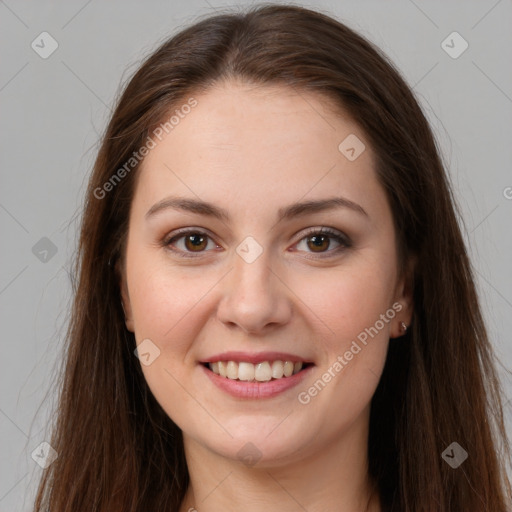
[145,195,368,222]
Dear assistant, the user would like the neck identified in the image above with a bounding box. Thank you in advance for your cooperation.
[178,406,381,512]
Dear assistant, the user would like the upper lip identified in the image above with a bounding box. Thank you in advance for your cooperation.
[200,351,314,365]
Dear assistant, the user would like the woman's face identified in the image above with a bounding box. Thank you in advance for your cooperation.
[118,81,412,467]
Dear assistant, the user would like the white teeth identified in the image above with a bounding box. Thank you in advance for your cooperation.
[271,360,284,379]
[238,362,255,381]
[218,361,227,378]
[226,361,238,379]
[283,361,294,377]
[255,362,272,381]
[207,360,305,381]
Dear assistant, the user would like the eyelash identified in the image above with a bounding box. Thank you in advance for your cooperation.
[162,227,351,259]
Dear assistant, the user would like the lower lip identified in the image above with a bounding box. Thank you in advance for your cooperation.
[201,363,314,399]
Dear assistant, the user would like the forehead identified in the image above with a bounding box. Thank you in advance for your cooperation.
[132,81,386,225]
[168,80,359,152]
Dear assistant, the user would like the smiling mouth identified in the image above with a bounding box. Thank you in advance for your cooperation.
[202,360,314,382]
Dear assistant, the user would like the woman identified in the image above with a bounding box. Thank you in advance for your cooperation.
[33,4,512,511]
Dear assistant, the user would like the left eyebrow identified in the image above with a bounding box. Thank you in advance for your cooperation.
[145,195,368,222]
[278,197,368,220]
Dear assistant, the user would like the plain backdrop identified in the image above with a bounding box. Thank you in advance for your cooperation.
[1,0,511,509]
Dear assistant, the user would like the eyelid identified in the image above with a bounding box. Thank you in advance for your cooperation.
[163,226,351,258]
[297,226,350,245]
[163,227,220,258]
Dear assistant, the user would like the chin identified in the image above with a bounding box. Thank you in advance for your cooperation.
[196,422,314,466]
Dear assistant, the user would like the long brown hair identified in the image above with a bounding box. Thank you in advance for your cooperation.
[33,4,511,511]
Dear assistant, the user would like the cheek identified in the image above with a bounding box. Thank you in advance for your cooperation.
[127,258,215,423]
[292,268,393,422]
[290,254,396,405]
[293,260,396,344]
[126,252,211,353]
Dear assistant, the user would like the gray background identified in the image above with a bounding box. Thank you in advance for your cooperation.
[1,0,511,509]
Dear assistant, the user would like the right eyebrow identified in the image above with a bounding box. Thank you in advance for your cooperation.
[145,195,368,223]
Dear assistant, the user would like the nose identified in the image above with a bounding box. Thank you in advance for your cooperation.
[216,249,293,335]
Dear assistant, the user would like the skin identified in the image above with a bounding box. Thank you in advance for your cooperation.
[118,80,413,512]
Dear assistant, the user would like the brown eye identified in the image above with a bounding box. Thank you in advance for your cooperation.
[183,233,208,252]
[165,227,350,259]
[294,228,349,257]
[306,233,332,252]
[165,230,218,257]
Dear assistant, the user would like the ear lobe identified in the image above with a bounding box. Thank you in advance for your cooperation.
[115,258,135,333]
[391,255,416,339]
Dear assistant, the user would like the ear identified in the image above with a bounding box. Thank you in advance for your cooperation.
[390,255,415,339]
[115,258,135,332]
